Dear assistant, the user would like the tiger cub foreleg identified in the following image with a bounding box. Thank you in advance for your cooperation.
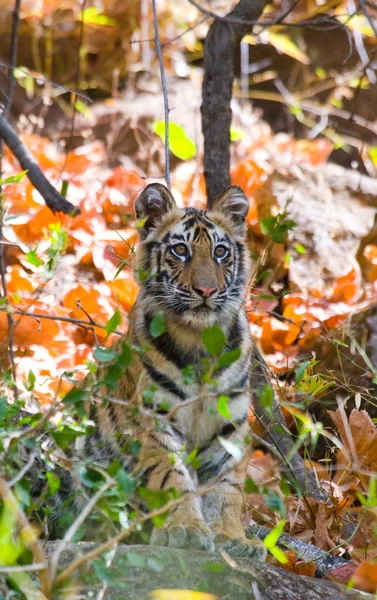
[138,423,214,551]
[199,420,266,559]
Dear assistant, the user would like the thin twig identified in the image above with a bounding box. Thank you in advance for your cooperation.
[9,450,37,487]
[8,308,124,336]
[3,0,21,119]
[0,0,21,397]
[0,60,92,102]
[61,0,87,173]
[0,563,47,573]
[50,478,115,580]
[359,0,377,38]
[151,0,171,190]
[54,478,219,586]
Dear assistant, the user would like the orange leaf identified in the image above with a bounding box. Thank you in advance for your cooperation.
[231,160,266,196]
[109,272,139,312]
[7,266,35,294]
[352,562,377,593]
[292,562,317,578]
[260,317,300,354]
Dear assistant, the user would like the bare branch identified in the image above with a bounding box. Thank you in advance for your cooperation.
[151,0,171,190]
[8,308,124,337]
[50,478,115,580]
[0,116,80,215]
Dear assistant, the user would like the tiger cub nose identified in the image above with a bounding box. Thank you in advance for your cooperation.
[194,286,217,298]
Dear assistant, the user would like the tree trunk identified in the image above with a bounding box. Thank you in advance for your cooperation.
[201,0,269,207]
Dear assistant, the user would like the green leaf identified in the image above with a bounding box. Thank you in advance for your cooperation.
[202,325,226,356]
[217,395,231,419]
[295,361,309,385]
[260,214,296,244]
[62,387,87,406]
[202,561,226,573]
[149,312,165,338]
[93,347,118,363]
[46,472,61,495]
[0,170,28,185]
[125,552,145,568]
[263,519,286,549]
[52,427,86,449]
[218,347,241,368]
[116,470,135,496]
[25,248,43,267]
[24,369,36,391]
[244,477,259,494]
[153,121,197,160]
[259,384,273,409]
[105,309,122,336]
[264,491,286,517]
[117,342,132,369]
[138,487,174,510]
[295,243,306,254]
[230,127,246,141]
[263,519,288,564]
[333,338,348,348]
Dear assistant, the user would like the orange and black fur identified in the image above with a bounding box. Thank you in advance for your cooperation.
[80,183,256,551]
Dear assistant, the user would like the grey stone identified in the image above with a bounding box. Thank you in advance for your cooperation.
[46,542,373,600]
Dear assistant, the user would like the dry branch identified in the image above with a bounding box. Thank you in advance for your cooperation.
[0,116,80,215]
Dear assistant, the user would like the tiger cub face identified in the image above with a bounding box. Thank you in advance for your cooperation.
[135,184,251,327]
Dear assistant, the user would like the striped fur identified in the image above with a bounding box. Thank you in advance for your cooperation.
[87,183,254,549]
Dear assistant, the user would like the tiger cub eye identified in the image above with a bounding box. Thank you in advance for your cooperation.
[214,244,229,259]
[171,243,189,258]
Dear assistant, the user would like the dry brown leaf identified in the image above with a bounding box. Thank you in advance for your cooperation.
[329,409,377,479]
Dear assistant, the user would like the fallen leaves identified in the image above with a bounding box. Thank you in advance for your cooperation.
[329,408,377,488]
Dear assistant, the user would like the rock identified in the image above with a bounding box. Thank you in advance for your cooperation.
[46,542,373,599]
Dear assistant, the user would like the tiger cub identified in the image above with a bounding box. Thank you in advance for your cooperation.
[87,183,254,551]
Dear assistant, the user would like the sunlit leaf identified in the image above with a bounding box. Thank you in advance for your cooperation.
[268,33,310,65]
[105,309,122,336]
[149,591,218,600]
[81,6,116,26]
[217,395,231,419]
[0,170,28,185]
[153,121,197,160]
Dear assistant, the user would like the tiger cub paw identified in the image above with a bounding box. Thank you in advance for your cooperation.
[214,535,267,561]
[151,522,214,552]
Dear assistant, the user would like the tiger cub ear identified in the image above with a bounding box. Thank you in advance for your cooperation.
[135,183,176,238]
[212,186,249,227]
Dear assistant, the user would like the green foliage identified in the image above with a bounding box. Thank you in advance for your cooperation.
[153,121,197,160]
[149,312,166,338]
[105,309,122,336]
[259,213,296,243]
[202,325,225,356]
[0,171,27,185]
[263,520,288,564]
[217,395,231,419]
